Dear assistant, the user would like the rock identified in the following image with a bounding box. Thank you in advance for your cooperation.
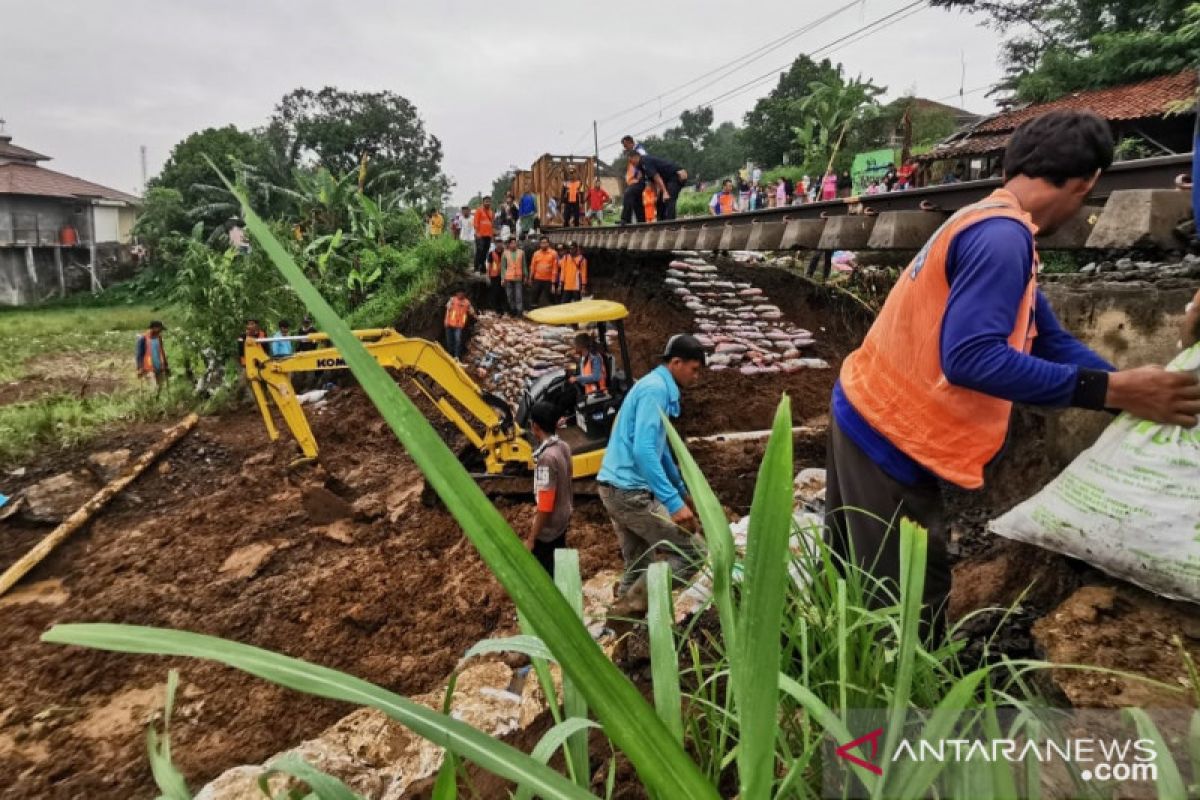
[244,451,273,467]
[22,471,99,523]
[157,461,172,476]
[793,468,826,508]
[86,449,132,482]
[219,541,284,579]
[302,486,354,524]
[1080,262,1098,275]
[1115,257,1134,270]
[320,520,355,545]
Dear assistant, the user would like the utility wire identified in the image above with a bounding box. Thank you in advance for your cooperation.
[602,0,926,150]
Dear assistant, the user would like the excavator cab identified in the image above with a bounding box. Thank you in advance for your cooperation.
[521,300,634,476]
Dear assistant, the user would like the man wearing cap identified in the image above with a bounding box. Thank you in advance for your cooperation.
[598,334,706,615]
[135,321,169,390]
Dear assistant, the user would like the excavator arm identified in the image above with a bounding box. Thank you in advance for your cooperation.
[244,329,534,473]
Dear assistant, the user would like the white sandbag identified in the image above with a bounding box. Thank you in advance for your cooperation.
[796,358,829,369]
[665,278,684,287]
[989,344,1200,603]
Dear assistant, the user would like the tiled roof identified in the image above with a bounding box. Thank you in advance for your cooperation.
[913,133,1010,162]
[0,136,49,163]
[0,163,140,204]
[974,71,1198,134]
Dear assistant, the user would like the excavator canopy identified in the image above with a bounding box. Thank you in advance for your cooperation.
[525,299,628,326]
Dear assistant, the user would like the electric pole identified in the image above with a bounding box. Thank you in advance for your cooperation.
[593,120,599,162]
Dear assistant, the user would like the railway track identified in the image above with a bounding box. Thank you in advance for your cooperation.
[547,153,1194,252]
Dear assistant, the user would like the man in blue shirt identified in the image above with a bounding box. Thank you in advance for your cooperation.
[827,110,1200,636]
[599,334,705,615]
[270,320,296,359]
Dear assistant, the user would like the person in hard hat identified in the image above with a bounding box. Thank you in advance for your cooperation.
[826,109,1200,639]
[561,168,584,227]
[443,288,475,360]
[527,401,574,574]
[528,235,560,309]
[557,243,588,303]
[500,237,527,316]
[135,320,169,390]
[598,334,706,616]
[708,179,736,216]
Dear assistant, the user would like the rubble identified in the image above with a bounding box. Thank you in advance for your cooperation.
[20,471,99,524]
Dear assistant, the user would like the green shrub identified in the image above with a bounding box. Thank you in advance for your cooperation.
[675,189,713,218]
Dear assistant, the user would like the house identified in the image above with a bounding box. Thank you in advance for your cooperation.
[0,133,141,305]
[913,71,1198,183]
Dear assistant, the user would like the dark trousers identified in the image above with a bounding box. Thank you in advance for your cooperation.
[621,182,646,224]
[561,289,581,303]
[488,276,504,310]
[806,250,832,279]
[474,237,491,273]
[657,176,684,221]
[563,201,581,227]
[532,531,567,575]
[824,417,950,641]
[530,279,555,308]
[446,327,467,359]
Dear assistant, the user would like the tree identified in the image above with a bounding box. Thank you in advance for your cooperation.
[153,126,270,211]
[933,0,1200,101]
[271,87,447,204]
[490,167,520,205]
[792,76,884,175]
[640,106,748,182]
[741,55,845,166]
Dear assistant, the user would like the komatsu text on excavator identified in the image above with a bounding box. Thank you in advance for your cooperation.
[244,300,635,484]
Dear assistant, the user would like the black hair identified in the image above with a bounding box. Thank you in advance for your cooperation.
[530,401,560,434]
[278,319,290,328]
[539,235,550,242]
[246,318,260,325]
[621,135,635,144]
[1003,110,1113,186]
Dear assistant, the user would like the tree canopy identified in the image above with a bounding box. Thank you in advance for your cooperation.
[639,106,748,182]
[740,56,847,167]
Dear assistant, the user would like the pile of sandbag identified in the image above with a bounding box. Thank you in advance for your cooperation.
[463,312,614,406]
[667,258,830,375]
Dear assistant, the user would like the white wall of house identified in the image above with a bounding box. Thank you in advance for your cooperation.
[92,204,121,243]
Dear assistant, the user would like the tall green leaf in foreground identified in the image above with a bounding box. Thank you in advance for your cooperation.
[47,175,716,800]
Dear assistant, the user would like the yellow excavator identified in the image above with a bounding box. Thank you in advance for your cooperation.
[244,299,635,484]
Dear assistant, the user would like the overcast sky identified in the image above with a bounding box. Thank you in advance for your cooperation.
[1,1,1004,204]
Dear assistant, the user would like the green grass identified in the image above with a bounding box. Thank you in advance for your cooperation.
[0,300,203,466]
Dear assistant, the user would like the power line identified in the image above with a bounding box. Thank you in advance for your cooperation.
[594,0,866,131]
[603,0,926,151]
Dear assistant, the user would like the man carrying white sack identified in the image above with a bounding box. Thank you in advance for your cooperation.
[825,109,1200,638]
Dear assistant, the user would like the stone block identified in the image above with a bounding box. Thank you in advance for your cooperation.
[1037,206,1102,250]
[817,215,876,250]
[1086,190,1191,250]
[866,210,947,250]
[778,218,826,250]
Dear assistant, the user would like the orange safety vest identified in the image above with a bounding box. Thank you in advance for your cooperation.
[839,188,1040,489]
[502,250,525,281]
[579,351,608,394]
[530,249,559,282]
[487,249,503,278]
[643,187,658,222]
[565,180,582,203]
[717,192,735,214]
[139,331,167,372]
[626,160,639,187]
[559,254,587,291]
[473,207,495,237]
[444,296,471,329]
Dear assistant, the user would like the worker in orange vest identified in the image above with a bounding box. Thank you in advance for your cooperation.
[827,110,1200,638]
[619,135,648,224]
[642,183,658,223]
[557,243,589,303]
[500,237,527,315]
[708,179,736,215]
[443,288,476,360]
[486,240,506,310]
[567,331,608,399]
[135,320,169,390]
[528,235,560,309]
[561,167,584,227]
[472,198,495,274]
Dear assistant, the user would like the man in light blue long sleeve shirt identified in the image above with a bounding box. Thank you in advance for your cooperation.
[270,320,296,359]
[598,334,706,611]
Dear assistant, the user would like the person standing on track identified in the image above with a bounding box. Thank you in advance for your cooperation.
[557,242,588,302]
[561,167,584,227]
[501,237,527,315]
[527,401,574,574]
[585,178,610,226]
[528,236,559,308]
[709,179,736,215]
[619,135,648,224]
[599,334,706,615]
[486,242,506,310]
[456,205,474,250]
[472,197,494,274]
[825,110,1200,640]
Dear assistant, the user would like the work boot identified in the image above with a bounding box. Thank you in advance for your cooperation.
[608,577,648,618]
